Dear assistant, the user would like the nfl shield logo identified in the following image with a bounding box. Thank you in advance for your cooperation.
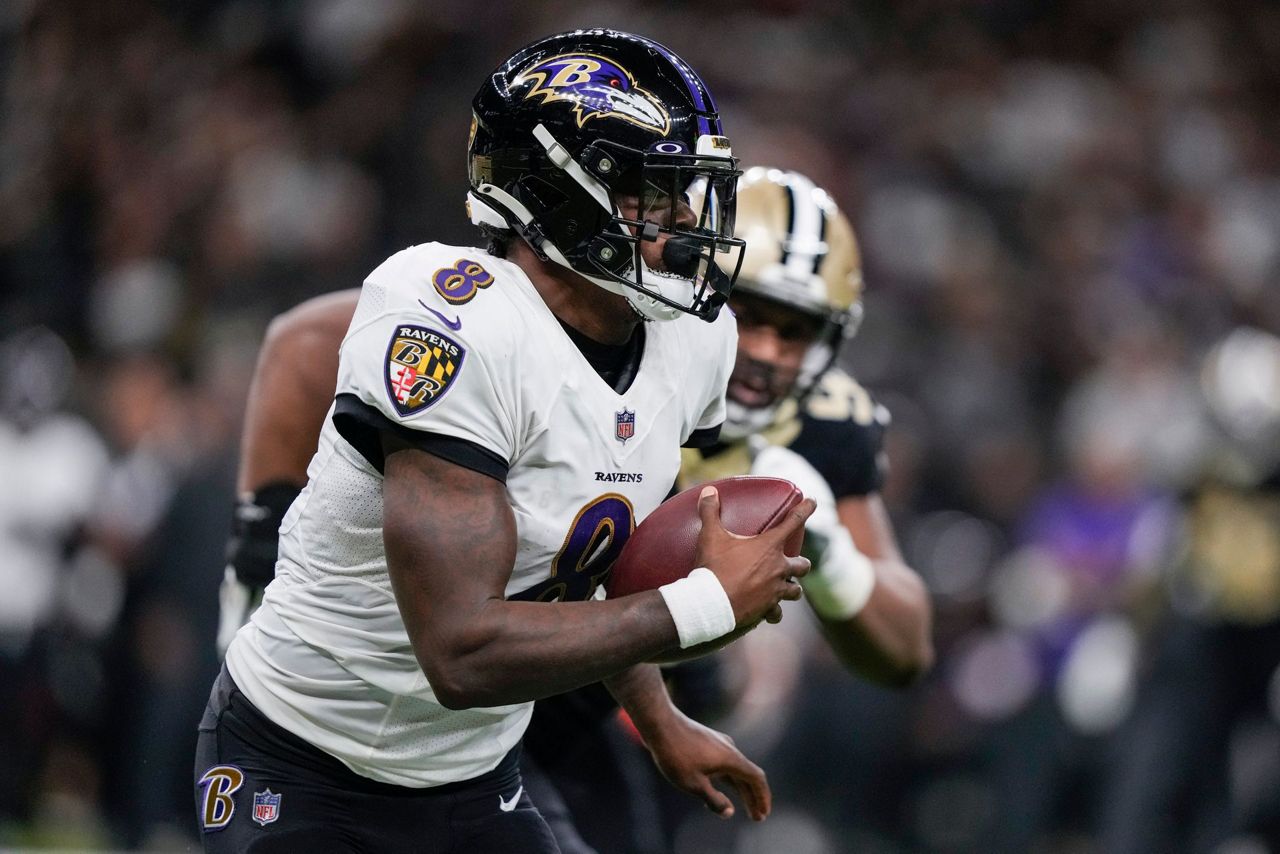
[252,789,282,826]
[615,409,636,444]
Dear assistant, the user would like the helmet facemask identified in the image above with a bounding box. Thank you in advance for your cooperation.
[470,123,744,322]
[585,139,743,321]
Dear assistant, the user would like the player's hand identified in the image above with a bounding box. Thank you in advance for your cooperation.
[645,711,771,821]
[693,486,814,628]
[750,443,880,621]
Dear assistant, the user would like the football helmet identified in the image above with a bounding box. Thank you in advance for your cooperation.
[1199,326,1280,486]
[467,29,744,322]
[720,167,864,438]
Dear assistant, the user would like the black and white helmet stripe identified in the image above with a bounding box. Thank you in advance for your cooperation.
[777,171,832,281]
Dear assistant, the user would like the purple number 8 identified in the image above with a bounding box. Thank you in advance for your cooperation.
[512,494,635,603]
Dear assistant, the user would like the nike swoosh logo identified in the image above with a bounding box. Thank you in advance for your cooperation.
[418,300,461,331]
[498,785,523,813]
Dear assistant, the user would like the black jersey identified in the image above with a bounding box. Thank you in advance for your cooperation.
[679,368,890,500]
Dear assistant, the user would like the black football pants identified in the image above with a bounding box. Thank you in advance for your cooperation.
[194,665,560,853]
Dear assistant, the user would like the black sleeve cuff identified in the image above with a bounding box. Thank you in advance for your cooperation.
[682,423,723,448]
[332,393,509,482]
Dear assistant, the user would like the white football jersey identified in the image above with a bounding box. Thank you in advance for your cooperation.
[226,241,736,788]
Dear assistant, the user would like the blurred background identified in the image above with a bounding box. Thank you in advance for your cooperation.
[1,0,1279,851]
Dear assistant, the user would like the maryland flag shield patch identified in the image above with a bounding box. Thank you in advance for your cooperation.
[385,325,465,416]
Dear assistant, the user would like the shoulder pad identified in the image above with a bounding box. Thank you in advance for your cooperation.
[804,368,890,429]
[365,243,526,318]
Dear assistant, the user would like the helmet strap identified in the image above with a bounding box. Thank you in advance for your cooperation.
[532,124,613,212]
[532,124,693,321]
[469,182,670,318]
[475,125,715,323]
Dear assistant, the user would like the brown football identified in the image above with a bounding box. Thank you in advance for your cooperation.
[605,476,806,599]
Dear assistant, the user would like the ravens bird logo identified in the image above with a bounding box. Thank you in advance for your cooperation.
[515,53,671,135]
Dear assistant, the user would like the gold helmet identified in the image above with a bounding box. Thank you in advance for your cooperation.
[720,167,865,438]
[734,166,863,330]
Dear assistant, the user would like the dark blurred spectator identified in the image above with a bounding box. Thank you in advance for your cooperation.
[1100,327,1280,854]
[0,327,111,844]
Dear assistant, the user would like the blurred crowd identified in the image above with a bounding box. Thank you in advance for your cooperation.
[1,0,1278,851]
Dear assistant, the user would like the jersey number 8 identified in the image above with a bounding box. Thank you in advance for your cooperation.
[510,494,635,603]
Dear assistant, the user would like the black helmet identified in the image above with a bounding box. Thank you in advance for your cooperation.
[468,29,744,322]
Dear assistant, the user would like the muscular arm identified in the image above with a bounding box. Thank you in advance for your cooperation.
[603,664,677,731]
[236,289,361,492]
[814,494,933,687]
[383,441,683,709]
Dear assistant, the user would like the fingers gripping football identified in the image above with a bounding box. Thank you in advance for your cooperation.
[749,442,839,542]
[694,486,814,627]
[747,444,879,620]
[605,476,815,656]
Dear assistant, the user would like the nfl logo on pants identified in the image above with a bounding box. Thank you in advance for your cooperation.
[615,408,635,444]
[252,789,282,826]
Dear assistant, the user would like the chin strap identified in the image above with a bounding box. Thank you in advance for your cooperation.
[533,124,612,212]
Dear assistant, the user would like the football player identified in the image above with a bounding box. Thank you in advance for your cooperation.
[679,167,933,685]
[526,170,935,853]
[199,30,815,852]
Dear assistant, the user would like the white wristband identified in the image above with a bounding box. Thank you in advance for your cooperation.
[658,567,737,648]
[800,528,876,620]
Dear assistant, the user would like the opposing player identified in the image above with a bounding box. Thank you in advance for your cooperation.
[199,30,814,852]
[680,167,933,685]
[216,291,356,657]
[521,169,935,853]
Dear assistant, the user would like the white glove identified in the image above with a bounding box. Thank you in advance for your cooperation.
[748,441,876,619]
[216,567,263,657]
